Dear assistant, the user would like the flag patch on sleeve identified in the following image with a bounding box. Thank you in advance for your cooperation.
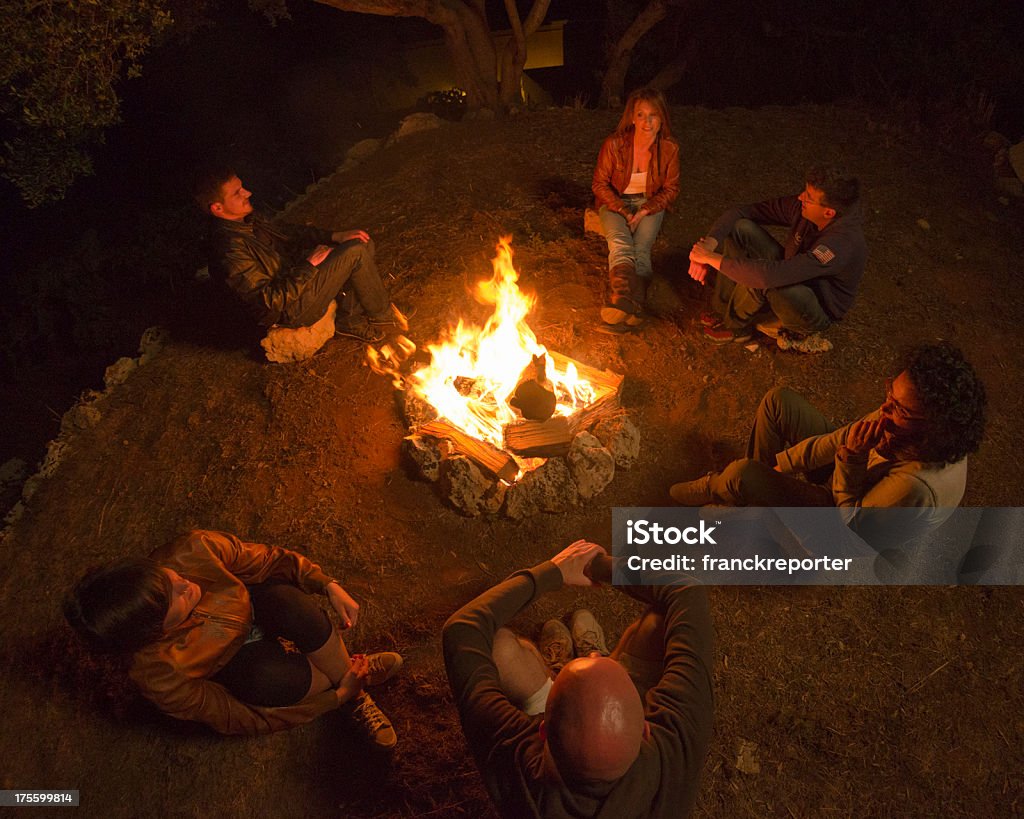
[811,244,835,264]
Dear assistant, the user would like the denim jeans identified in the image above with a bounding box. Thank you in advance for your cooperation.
[281,238,388,329]
[712,219,831,334]
[598,195,665,279]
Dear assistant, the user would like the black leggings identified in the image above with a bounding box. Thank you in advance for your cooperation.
[211,582,334,707]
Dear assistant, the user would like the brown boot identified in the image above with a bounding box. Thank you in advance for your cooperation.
[602,263,642,325]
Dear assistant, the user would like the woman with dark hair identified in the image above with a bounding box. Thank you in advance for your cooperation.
[65,529,401,746]
[592,87,681,332]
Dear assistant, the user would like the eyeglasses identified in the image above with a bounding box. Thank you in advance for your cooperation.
[799,189,828,208]
[884,377,926,423]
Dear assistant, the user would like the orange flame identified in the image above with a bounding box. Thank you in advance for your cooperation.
[372,237,595,453]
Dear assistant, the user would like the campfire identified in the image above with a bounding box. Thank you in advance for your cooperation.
[369,237,637,517]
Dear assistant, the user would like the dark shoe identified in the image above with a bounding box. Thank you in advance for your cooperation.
[600,305,630,325]
[669,474,714,506]
[346,692,397,749]
[570,610,609,657]
[703,323,753,344]
[593,321,635,336]
[368,303,410,331]
[755,317,783,338]
[335,322,385,343]
[699,311,720,328]
[539,619,573,674]
[364,652,403,686]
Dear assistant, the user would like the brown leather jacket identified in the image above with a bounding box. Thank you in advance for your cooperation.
[129,530,339,735]
[592,129,681,216]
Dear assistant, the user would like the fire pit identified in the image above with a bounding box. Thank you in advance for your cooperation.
[369,237,640,517]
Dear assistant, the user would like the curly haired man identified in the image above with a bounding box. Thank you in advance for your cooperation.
[668,343,987,543]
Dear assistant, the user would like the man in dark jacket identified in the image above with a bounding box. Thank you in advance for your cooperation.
[442,539,713,818]
[688,166,866,353]
[194,168,404,342]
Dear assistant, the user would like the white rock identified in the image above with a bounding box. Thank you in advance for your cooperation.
[567,432,615,500]
[504,458,578,518]
[61,403,102,433]
[139,326,170,362]
[104,357,138,388]
[593,414,641,469]
[402,434,449,482]
[442,455,505,516]
[261,302,336,364]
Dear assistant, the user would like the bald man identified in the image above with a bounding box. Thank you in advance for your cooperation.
[442,541,714,818]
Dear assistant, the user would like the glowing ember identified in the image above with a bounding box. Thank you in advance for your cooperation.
[369,237,597,453]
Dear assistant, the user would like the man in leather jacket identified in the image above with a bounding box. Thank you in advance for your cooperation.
[194,167,403,342]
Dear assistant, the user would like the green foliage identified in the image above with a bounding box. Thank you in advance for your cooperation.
[0,0,173,206]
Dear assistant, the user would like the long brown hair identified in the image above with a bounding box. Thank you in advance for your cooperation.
[615,87,674,141]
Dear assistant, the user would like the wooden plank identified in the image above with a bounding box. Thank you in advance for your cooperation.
[418,419,520,483]
[547,350,624,395]
[504,416,573,458]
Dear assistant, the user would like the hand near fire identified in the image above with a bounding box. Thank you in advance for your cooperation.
[327,582,360,629]
[552,539,606,586]
[331,229,370,245]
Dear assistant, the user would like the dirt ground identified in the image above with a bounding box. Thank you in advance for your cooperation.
[1,105,1022,818]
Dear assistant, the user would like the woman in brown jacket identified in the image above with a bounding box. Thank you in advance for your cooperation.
[592,87,680,331]
[65,529,401,746]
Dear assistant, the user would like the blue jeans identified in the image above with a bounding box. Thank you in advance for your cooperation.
[598,196,665,279]
[712,219,831,334]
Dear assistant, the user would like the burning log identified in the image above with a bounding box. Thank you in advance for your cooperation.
[545,351,624,433]
[418,419,519,483]
[504,416,573,458]
[508,354,557,422]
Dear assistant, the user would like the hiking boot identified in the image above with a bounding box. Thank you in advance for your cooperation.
[755,318,783,338]
[777,331,833,354]
[368,303,410,331]
[703,323,753,344]
[539,619,573,674]
[346,692,397,749]
[363,652,403,687]
[593,321,636,336]
[600,305,631,325]
[669,474,714,506]
[335,321,385,344]
[570,609,609,657]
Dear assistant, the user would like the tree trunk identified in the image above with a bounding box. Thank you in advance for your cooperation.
[314,0,499,111]
[599,0,686,109]
[315,0,549,114]
[499,0,552,108]
[648,35,699,93]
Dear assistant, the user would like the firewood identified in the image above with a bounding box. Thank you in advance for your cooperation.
[418,419,519,483]
[505,416,573,457]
